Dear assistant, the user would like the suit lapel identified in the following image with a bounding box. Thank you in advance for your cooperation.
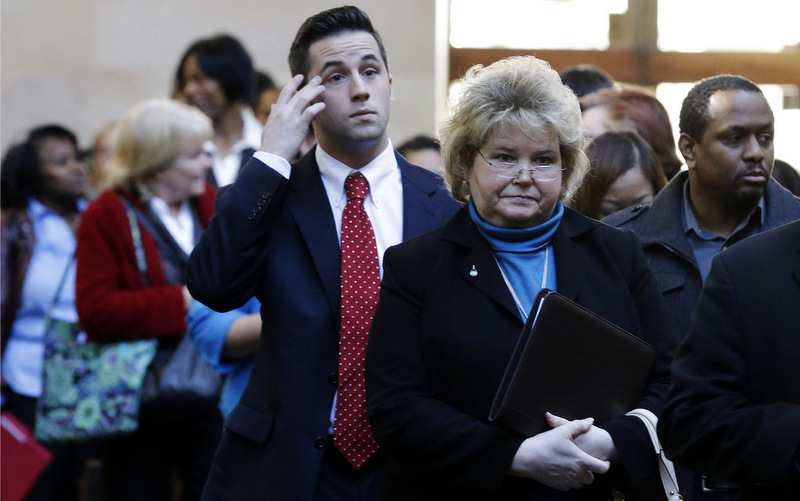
[286,151,342,325]
[240,147,256,171]
[552,209,592,301]
[441,210,521,321]
[398,154,446,241]
[442,207,594,315]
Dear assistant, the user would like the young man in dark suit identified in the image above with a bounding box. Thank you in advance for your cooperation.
[186,6,460,501]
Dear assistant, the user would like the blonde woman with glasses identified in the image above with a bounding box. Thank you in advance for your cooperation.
[366,56,679,500]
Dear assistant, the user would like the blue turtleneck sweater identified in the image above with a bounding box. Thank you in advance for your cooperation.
[469,199,563,319]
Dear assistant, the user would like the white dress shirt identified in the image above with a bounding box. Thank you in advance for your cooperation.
[252,142,404,432]
[252,141,404,274]
[149,196,196,256]
[205,107,263,187]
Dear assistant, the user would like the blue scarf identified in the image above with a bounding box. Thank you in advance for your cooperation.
[469,199,563,319]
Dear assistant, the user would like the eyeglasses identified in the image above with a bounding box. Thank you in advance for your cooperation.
[477,150,565,181]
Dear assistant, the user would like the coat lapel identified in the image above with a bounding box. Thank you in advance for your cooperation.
[285,151,342,326]
[398,154,449,241]
[440,209,521,321]
[552,209,593,301]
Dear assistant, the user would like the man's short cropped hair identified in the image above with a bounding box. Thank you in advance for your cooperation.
[679,74,763,142]
[559,64,614,98]
[288,6,388,85]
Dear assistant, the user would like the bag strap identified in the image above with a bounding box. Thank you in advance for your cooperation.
[626,408,683,501]
[118,195,150,286]
[45,194,146,331]
[44,255,75,324]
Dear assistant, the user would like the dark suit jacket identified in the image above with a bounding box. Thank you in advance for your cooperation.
[186,148,461,501]
[365,207,679,500]
[659,220,800,500]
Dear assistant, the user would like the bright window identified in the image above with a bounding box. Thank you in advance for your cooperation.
[449,0,628,50]
[658,1,800,52]
[657,84,800,169]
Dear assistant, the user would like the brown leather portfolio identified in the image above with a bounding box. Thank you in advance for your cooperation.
[489,289,655,437]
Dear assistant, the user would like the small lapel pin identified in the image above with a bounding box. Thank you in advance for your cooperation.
[469,265,478,277]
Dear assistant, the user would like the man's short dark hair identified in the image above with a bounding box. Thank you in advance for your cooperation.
[559,64,614,98]
[288,6,388,85]
[1,124,79,210]
[176,34,254,104]
[679,74,763,142]
[397,134,440,157]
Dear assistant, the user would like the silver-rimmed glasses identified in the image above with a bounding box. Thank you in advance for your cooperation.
[477,150,565,181]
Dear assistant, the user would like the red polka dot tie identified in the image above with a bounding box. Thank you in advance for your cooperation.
[334,172,380,469]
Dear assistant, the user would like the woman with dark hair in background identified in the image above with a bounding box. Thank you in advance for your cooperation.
[174,34,261,187]
[397,134,443,176]
[1,124,90,500]
[572,131,668,220]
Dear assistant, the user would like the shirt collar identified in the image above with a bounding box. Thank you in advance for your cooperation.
[149,196,190,219]
[317,140,397,209]
[203,105,263,156]
[27,197,88,222]
[682,179,766,240]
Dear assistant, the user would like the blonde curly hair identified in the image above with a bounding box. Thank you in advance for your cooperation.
[441,56,588,202]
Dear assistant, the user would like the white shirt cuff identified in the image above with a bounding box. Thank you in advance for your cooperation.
[252,151,292,179]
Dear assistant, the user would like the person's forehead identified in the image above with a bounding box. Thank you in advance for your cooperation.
[581,105,611,138]
[706,89,773,128]
[39,137,74,152]
[308,30,382,71]
[182,54,202,74]
[485,123,558,151]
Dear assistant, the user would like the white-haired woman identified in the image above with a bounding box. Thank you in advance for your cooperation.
[75,99,220,500]
[366,56,678,500]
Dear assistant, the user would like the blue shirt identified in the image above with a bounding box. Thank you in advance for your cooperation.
[469,200,562,320]
[682,182,765,281]
[2,198,87,397]
[186,297,260,417]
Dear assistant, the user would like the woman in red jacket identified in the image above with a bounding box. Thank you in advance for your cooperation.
[76,98,220,501]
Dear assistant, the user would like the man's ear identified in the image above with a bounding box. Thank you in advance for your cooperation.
[678,133,697,170]
[389,74,394,107]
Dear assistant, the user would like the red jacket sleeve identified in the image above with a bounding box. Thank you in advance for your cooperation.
[76,191,187,341]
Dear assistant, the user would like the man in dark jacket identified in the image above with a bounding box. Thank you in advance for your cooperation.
[604,74,800,500]
[659,220,800,501]
[186,6,460,501]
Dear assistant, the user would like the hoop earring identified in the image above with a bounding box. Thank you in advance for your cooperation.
[461,180,471,197]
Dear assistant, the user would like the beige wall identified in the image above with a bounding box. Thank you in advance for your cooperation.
[0,0,440,153]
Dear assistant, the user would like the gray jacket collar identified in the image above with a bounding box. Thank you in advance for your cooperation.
[630,170,800,256]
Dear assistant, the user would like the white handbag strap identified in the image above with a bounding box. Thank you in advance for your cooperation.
[626,408,682,501]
